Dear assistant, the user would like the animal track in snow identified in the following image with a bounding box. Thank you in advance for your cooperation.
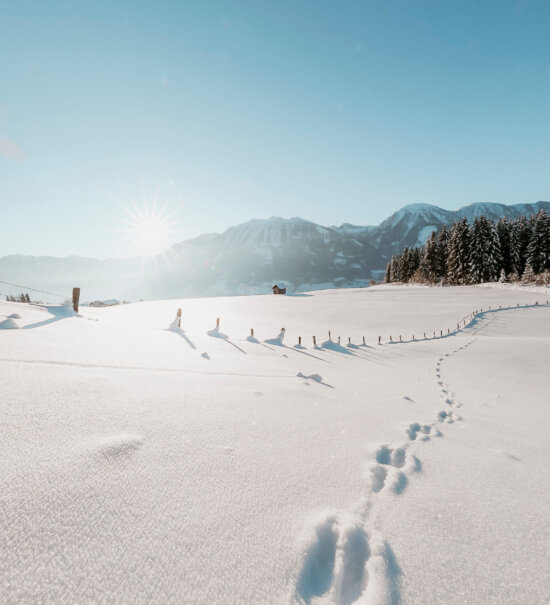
[293,513,393,605]
[375,444,406,468]
[405,422,440,441]
[365,444,421,495]
[437,409,462,423]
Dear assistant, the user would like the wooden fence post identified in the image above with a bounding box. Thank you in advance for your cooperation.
[216,317,220,328]
[177,308,182,328]
[362,336,365,345]
[250,328,254,336]
[298,336,302,345]
[313,335,317,346]
[72,287,80,313]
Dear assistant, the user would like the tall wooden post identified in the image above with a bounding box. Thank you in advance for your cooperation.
[177,308,182,328]
[72,287,80,313]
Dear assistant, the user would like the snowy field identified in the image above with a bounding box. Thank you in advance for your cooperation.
[1,285,549,604]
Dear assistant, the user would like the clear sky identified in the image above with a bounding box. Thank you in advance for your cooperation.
[1,0,549,258]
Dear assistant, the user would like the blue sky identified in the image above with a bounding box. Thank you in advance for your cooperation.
[1,0,549,258]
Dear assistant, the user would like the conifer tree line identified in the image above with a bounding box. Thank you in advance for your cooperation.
[5,293,32,303]
[384,209,550,285]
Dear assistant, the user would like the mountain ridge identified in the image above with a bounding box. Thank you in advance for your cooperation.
[2,201,549,300]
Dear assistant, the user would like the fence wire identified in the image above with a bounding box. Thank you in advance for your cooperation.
[0,280,66,300]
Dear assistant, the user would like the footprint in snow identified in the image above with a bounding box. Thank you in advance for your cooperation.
[294,513,385,605]
[405,422,439,441]
[437,410,461,423]
[365,444,421,495]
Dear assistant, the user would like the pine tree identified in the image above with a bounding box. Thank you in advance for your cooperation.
[469,217,501,283]
[508,269,520,283]
[522,263,536,283]
[436,225,449,279]
[384,262,391,283]
[496,218,511,275]
[447,218,470,284]
[508,221,521,274]
[401,248,412,282]
[424,232,439,283]
[486,223,502,281]
[514,216,531,275]
[409,247,421,276]
[413,248,430,283]
[526,209,550,274]
[390,255,402,282]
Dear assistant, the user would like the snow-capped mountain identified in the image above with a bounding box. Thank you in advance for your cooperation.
[1,202,549,300]
[333,201,550,262]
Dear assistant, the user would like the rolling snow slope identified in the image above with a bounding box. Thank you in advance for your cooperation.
[1,286,549,604]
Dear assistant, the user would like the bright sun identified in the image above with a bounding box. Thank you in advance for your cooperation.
[118,202,179,257]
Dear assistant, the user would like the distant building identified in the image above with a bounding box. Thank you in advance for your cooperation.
[272,285,286,295]
[89,299,120,307]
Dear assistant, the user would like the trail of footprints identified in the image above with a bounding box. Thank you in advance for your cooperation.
[292,340,476,604]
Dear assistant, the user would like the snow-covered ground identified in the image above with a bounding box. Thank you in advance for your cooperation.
[1,285,549,604]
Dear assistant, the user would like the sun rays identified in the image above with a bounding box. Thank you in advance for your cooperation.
[116,201,180,257]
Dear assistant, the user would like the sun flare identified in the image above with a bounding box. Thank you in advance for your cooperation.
[117,202,179,257]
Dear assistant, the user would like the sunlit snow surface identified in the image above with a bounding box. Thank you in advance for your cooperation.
[1,285,549,604]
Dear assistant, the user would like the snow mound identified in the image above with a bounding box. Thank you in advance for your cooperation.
[94,434,142,459]
[207,325,228,339]
[7,313,21,319]
[168,316,181,331]
[266,329,286,345]
[0,318,19,330]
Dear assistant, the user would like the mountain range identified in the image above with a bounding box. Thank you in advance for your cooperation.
[2,201,549,301]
